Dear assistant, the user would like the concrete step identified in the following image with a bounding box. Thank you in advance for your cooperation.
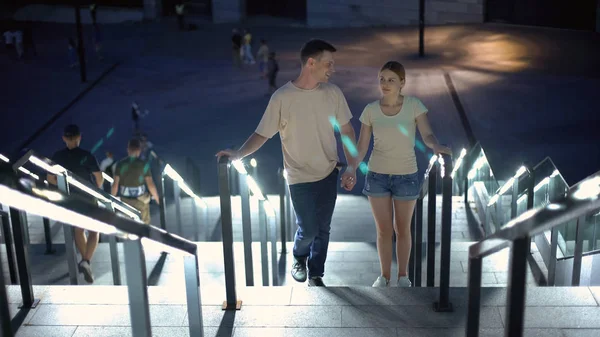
[1,241,535,288]
[5,285,600,337]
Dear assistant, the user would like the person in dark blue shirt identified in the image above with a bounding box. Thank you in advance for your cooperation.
[47,124,103,284]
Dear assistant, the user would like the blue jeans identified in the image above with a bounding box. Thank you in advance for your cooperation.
[290,168,338,278]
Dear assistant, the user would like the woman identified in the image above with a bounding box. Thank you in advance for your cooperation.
[355,61,452,287]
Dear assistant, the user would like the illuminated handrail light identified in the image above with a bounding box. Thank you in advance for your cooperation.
[438,155,446,178]
[487,194,499,207]
[0,184,119,236]
[517,194,527,205]
[0,153,9,163]
[232,159,275,217]
[534,177,550,193]
[18,167,40,181]
[488,165,528,207]
[102,172,114,184]
[29,154,140,219]
[163,164,207,208]
[450,148,467,178]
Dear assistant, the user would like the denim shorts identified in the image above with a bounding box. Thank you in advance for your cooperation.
[362,171,421,200]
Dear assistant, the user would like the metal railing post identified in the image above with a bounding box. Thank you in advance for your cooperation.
[217,157,241,310]
[202,206,209,242]
[239,172,255,286]
[0,257,13,337]
[124,239,152,337]
[43,217,55,254]
[174,181,182,236]
[259,199,269,286]
[158,174,167,231]
[511,178,519,220]
[505,236,530,337]
[415,198,423,287]
[269,214,279,286]
[409,212,416,284]
[571,215,586,286]
[57,174,79,285]
[192,198,199,241]
[184,251,204,337]
[434,153,453,312]
[548,227,558,286]
[278,168,287,254]
[104,203,122,286]
[426,162,437,287]
[9,207,38,308]
[0,210,18,284]
[466,257,482,337]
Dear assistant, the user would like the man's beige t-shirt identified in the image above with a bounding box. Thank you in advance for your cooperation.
[359,96,428,175]
[255,81,353,185]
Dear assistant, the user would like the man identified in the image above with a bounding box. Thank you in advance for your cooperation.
[111,138,160,225]
[231,29,242,68]
[217,39,358,286]
[47,124,103,284]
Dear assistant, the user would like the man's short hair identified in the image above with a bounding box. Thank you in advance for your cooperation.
[63,124,81,138]
[128,138,142,151]
[300,39,336,65]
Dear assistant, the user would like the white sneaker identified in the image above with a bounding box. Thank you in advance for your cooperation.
[372,276,390,287]
[397,276,412,287]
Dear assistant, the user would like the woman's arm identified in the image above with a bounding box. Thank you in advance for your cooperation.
[355,122,373,167]
[416,114,452,155]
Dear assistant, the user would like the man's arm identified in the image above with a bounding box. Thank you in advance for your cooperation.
[216,132,268,161]
[92,171,104,189]
[144,176,160,204]
[339,122,358,191]
[340,122,358,169]
[111,176,120,196]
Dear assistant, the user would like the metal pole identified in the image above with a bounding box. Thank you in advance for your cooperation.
[124,239,152,337]
[43,217,55,254]
[466,257,483,337]
[239,174,255,286]
[415,198,423,287]
[192,199,199,241]
[1,210,18,284]
[184,252,204,337]
[511,179,519,220]
[217,157,240,310]
[0,256,14,337]
[419,0,425,57]
[269,214,279,286]
[74,5,87,83]
[259,199,269,286]
[572,216,586,286]
[159,174,167,231]
[278,168,287,254]
[57,174,79,285]
[547,227,558,286]
[434,153,453,312]
[485,204,492,235]
[174,181,182,236]
[426,163,437,287]
[9,208,38,308]
[409,212,416,285]
[504,236,530,337]
[202,207,209,242]
[104,202,122,286]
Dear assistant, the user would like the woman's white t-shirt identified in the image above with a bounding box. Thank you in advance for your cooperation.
[359,96,428,175]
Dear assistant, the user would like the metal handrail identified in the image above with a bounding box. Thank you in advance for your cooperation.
[11,149,141,220]
[465,170,600,337]
[0,163,205,337]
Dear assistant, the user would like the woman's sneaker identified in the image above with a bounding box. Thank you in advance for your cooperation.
[79,260,94,284]
[397,276,412,287]
[372,276,390,287]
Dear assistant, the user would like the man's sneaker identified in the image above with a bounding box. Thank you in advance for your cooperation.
[397,276,412,287]
[79,260,94,284]
[308,276,326,287]
[372,276,390,287]
[291,257,307,282]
